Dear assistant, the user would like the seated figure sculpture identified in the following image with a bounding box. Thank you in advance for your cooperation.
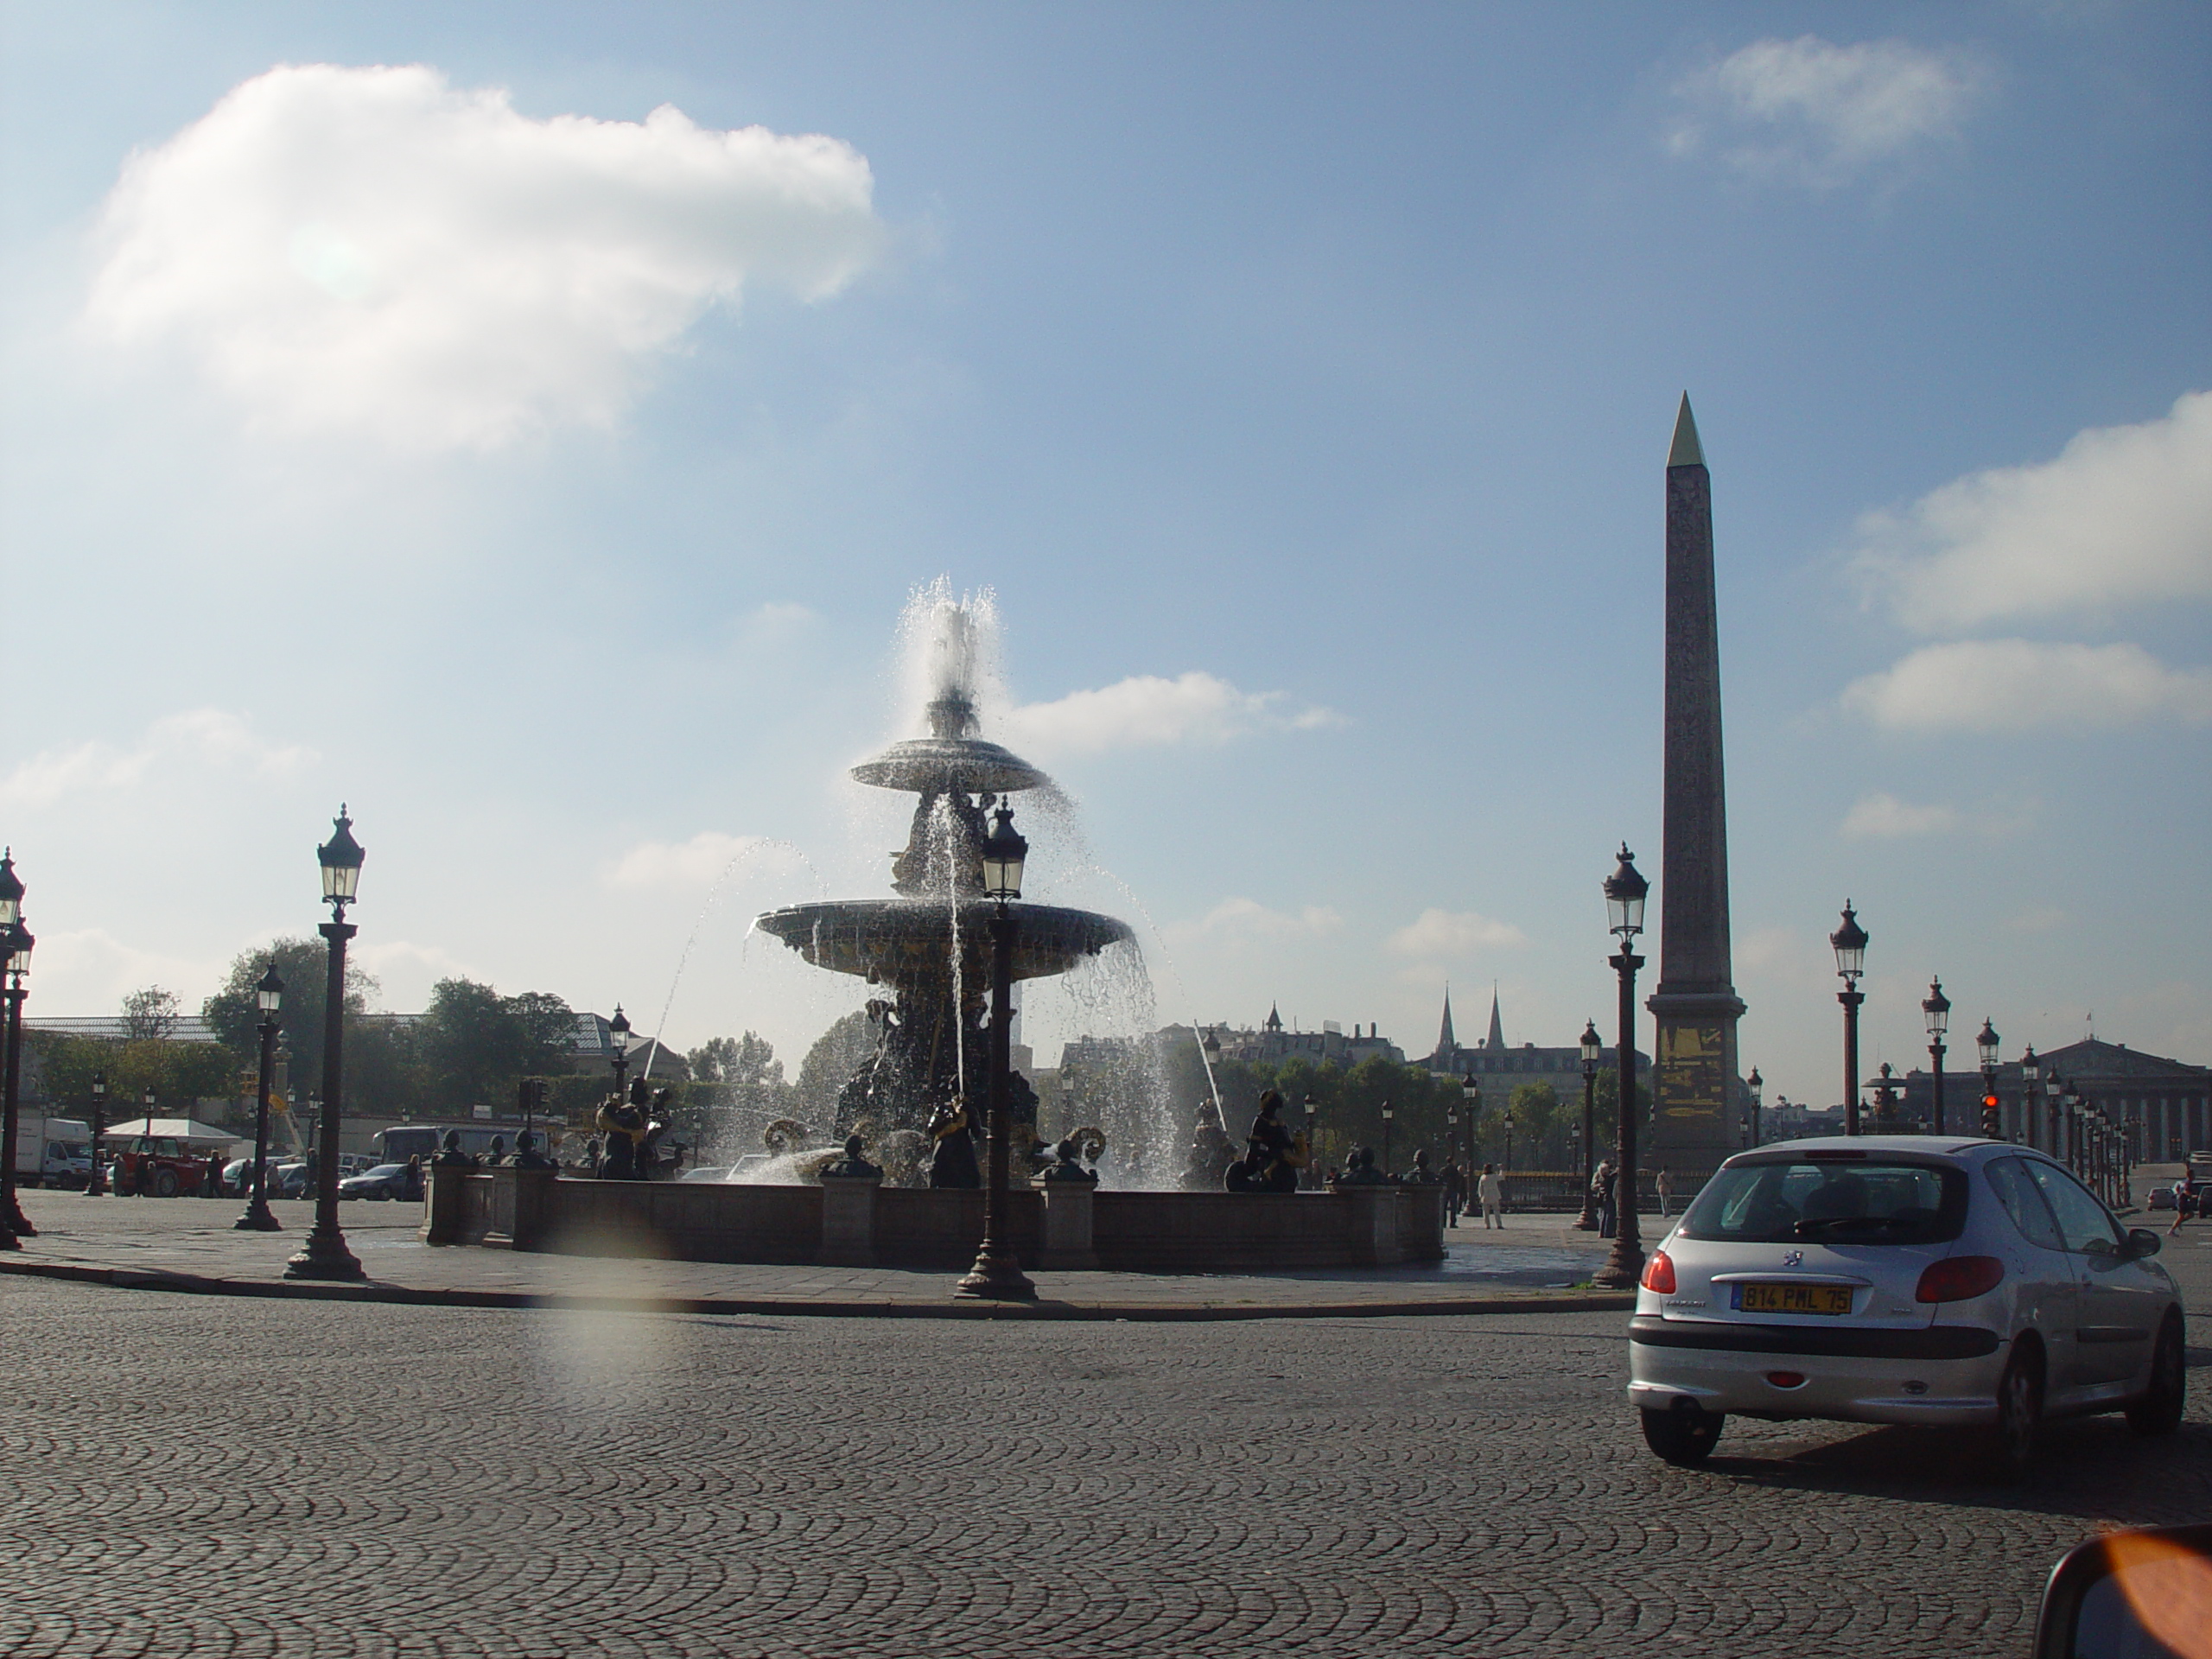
[1332,1147,1390,1187]
[595,1084,647,1180]
[509,1130,557,1171]
[926,1098,980,1190]
[820,1134,882,1179]
[1039,1137,1098,1185]
[1239,1090,1302,1193]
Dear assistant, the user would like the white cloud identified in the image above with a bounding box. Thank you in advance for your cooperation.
[1165,898,1343,946]
[27,928,227,1015]
[86,63,885,449]
[1843,639,2212,732]
[1851,391,2212,632]
[1670,36,1986,186]
[1384,908,1529,958]
[1840,791,1961,839]
[609,830,781,891]
[1000,671,1342,756]
[0,709,312,811]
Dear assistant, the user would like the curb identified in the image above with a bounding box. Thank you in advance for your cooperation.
[0,1256,1637,1323]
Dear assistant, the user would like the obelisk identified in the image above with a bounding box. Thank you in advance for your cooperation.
[1645,396,1745,1179]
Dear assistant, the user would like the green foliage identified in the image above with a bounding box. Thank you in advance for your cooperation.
[201,938,376,1078]
[412,977,576,1116]
[31,1033,239,1116]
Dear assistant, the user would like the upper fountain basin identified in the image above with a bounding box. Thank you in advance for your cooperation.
[849,735,1051,795]
[755,899,1134,982]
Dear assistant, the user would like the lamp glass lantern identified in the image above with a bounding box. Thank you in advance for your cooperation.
[980,805,1027,902]
[317,807,365,906]
[1604,845,1648,938]
[2021,1045,2040,1086]
[1976,1018,2000,1071]
[1580,1020,1603,1069]
[0,850,21,928]
[1922,979,1951,1039]
[608,1005,632,1058]
[1381,1101,1394,1122]
[256,963,283,1014]
[91,1072,106,1102]
[4,924,31,976]
[1830,903,1868,982]
[1748,1066,1764,1105]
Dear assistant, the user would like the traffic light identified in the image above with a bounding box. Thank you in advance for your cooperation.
[1980,1093,2002,1139]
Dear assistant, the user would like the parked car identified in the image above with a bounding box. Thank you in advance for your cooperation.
[337,1154,378,1179]
[679,1166,733,1184]
[112,1135,212,1198]
[1627,1136,2183,1478]
[2146,1183,2177,1212]
[270,1160,313,1199]
[338,1163,418,1201]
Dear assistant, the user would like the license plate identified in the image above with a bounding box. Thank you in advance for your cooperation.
[1734,1281,1853,1316]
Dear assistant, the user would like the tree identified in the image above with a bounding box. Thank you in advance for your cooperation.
[791,1010,874,1128]
[202,938,376,1076]
[686,1033,792,1159]
[413,977,575,1116]
[119,987,181,1043]
[1508,1082,1565,1166]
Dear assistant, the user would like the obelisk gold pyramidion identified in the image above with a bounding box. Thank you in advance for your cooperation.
[1645,395,1746,1179]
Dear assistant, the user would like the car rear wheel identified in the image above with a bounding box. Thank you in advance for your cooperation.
[152,1167,180,1198]
[1640,1404,1724,1466]
[1981,1341,2043,1481]
[2126,1314,2186,1436]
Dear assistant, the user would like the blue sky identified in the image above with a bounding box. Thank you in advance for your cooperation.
[0,2,2205,1112]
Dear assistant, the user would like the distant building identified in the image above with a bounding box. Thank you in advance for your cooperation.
[1423,988,1650,1108]
[1199,1005,1406,1070]
[1900,1037,2209,1159]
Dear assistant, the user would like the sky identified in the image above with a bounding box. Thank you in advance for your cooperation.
[0,1,2206,1115]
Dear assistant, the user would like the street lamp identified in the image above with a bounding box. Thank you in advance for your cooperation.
[2019,1046,2040,1150]
[1501,1108,1514,1187]
[0,912,35,1241]
[1593,844,1648,1290]
[1201,1028,1221,1074]
[1831,902,1868,1135]
[1576,1022,1601,1229]
[86,1071,108,1197]
[1459,1076,1479,1198]
[957,804,1036,1301]
[1974,1018,2000,1140]
[236,963,283,1231]
[2045,1071,2063,1164]
[1304,1093,1319,1189]
[286,807,366,1281]
[1380,1099,1394,1176]
[1445,1098,1459,1215]
[1745,1066,1763,1149]
[1921,978,1951,1135]
[608,1005,632,1100]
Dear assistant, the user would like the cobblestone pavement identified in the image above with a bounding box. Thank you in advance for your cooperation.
[3,1230,2207,1659]
[0,1192,1630,1317]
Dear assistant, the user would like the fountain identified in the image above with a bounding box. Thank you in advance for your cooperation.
[423,590,1444,1271]
[753,603,1133,1167]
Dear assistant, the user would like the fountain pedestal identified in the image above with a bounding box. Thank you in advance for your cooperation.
[818,1171,883,1267]
[1033,1176,1098,1271]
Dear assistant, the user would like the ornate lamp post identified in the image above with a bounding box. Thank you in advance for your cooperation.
[1200,1027,1221,1077]
[1831,903,1868,1135]
[1445,1098,1459,1210]
[0,853,29,1243]
[86,1071,108,1197]
[1920,979,1950,1134]
[1380,1099,1394,1176]
[1974,1018,2001,1140]
[957,805,1036,1301]
[1059,1069,1075,1141]
[0,912,35,1240]
[286,807,366,1281]
[236,963,283,1232]
[1593,844,1648,1290]
[1459,1077,1479,1195]
[1500,1108,1513,1185]
[1305,1093,1319,1189]
[1745,1065,1764,1148]
[2045,1071,2064,1164]
[608,1005,632,1100]
[2019,1046,2040,1149]
[2063,1083,2084,1175]
[1576,1023,1601,1229]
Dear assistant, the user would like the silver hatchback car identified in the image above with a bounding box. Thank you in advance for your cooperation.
[1628,1136,2183,1476]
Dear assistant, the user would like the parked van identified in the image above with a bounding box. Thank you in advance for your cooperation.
[13,1116,92,1188]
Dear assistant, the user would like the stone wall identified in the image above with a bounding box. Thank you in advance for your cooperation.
[427,1168,1445,1274]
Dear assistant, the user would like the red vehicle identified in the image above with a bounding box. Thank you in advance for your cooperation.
[113,1135,212,1198]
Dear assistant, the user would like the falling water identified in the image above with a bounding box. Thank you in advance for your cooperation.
[937,793,967,1104]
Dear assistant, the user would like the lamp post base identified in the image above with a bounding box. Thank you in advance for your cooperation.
[1592,1240,1645,1289]
[234,1200,282,1233]
[1573,1197,1599,1231]
[283,1226,364,1281]
[955,1244,1036,1302]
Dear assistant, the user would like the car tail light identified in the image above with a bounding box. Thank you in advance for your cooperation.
[1915,1255,2005,1303]
[1641,1249,1675,1294]
[1764,1371,1807,1389]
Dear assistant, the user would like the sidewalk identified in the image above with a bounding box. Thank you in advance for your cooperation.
[0,1191,1640,1321]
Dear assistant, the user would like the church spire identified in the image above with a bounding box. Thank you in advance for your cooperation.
[1437,986,1457,1055]
[1486,986,1504,1051]
[1264,1002,1282,1033]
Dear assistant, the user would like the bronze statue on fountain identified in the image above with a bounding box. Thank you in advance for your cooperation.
[755,690,1131,1183]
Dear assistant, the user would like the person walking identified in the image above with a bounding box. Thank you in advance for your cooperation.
[1656,1165,1673,1218]
[1442,1160,1465,1227]
[1477,1162,1505,1229]
[1595,1159,1618,1239]
[2171,1176,2196,1236]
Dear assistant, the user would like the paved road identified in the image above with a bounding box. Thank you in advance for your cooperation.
[3,1236,2207,1658]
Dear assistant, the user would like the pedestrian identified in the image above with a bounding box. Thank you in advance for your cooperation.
[2171,1177,2195,1236]
[1442,1160,1465,1227]
[1656,1165,1673,1218]
[205,1149,226,1198]
[1595,1159,1618,1238]
[1477,1162,1505,1229]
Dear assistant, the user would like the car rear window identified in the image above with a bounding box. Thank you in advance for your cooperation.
[1678,1157,1967,1245]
